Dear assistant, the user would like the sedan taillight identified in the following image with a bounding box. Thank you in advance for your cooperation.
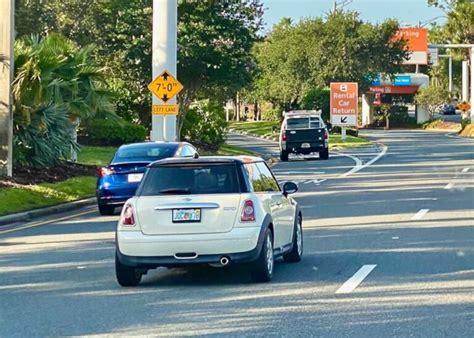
[282,132,287,141]
[98,167,114,177]
[241,200,256,222]
[120,204,135,226]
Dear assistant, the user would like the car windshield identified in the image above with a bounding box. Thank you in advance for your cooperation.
[139,164,241,196]
[112,144,176,163]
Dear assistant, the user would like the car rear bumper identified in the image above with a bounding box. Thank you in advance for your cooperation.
[286,142,327,153]
[116,226,263,267]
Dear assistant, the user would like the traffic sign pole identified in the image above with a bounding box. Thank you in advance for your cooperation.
[151,0,178,142]
[341,127,346,142]
[471,46,474,121]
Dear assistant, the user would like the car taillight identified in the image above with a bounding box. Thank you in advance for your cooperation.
[282,131,287,141]
[324,131,328,140]
[98,167,114,177]
[121,204,135,226]
[241,200,256,222]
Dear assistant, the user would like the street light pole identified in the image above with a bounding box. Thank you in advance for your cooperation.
[0,0,14,177]
[151,0,178,142]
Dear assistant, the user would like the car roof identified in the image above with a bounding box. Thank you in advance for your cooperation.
[149,155,265,167]
[118,141,184,151]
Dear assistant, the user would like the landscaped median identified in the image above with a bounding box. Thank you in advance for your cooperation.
[0,144,256,218]
[228,121,371,148]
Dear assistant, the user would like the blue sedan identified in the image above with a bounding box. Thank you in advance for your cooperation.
[96,142,198,215]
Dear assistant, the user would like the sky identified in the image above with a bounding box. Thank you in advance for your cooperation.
[262,0,446,30]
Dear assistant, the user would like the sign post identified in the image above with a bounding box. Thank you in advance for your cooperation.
[0,0,14,177]
[151,0,178,142]
[330,82,358,142]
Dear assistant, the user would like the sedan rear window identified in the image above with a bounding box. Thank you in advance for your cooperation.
[139,164,242,196]
[113,145,176,163]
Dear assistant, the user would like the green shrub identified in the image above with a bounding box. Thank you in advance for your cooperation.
[331,127,358,137]
[300,88,330,121]
[14,105,79,168]
[81,119,146,146]
[259,102,282,122]
[373,105,417,128]
[181,100,227,151]
[461,118,471,130]
[422,119,444,129]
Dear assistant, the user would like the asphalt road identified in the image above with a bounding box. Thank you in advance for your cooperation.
[0,130,473,337]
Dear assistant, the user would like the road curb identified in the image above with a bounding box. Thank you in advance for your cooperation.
[0,197,96,226]
[228,131,280,166]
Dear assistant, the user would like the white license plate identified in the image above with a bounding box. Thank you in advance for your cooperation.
[301,143,310,148]
[127,173,144,183]
[172,209,201,223]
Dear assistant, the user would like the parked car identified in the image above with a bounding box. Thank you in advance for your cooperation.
[439,104,456,115]
[279,110,329,161]
[96,142,198,216]
[115,156,303,286]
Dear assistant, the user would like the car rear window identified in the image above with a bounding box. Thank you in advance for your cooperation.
[138,164,243,196]
[287,117,309,129]
[286,117,321,129]
[113,144,176,163]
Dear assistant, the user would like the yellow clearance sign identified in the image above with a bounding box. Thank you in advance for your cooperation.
[330,82,358,126]
[148,70,184,103]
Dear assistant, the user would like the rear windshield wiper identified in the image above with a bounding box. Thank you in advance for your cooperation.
[158,188,191,194]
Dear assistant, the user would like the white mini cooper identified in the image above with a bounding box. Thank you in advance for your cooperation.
[115,156,303,286]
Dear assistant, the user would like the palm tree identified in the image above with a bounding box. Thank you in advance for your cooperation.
[12,33,116,167]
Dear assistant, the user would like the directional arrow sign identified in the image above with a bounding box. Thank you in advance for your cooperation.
[148,70,184,103]
[330,82,358,127]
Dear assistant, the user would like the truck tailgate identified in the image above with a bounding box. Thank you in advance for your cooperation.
[285,128,325,143]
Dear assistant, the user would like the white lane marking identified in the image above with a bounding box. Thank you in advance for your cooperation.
[411,209,430,220]
[398,198,438,201]
[339,145,388,178]
[335,264,377,294]
[444,182,454,190]
[392,237,399,240]
[462,168,469,173]
[303,179,327,185]
[274,171,325,175]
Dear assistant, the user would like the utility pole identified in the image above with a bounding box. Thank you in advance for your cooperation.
[0,0,14,177]
[151,0,178,142]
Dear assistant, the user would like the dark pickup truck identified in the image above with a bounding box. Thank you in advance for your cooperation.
[278,112,329,161]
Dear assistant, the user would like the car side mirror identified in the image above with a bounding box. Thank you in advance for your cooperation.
[283,181,298,196]
[193,152,199,159]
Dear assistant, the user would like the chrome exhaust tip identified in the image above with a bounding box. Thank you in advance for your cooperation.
[220,256,230,266]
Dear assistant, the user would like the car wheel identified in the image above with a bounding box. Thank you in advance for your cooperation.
[115,252,142,287]
[280,151,289,162]
[283,214,303,263]
[319,148,329,160]
[98,203,115,216]
[251,228,274,283]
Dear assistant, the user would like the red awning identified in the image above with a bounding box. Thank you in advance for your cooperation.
[369,85,419,94]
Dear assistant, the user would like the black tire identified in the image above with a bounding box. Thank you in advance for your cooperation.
[280,150,289,162]
[98,203,115,216]
[319,148,329,160]
[251,228,274,283]
[115,252,142,287]
[283,214,303,263]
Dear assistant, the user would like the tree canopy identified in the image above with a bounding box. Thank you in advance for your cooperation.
[15,0,264,130]
[250,12,408,111]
